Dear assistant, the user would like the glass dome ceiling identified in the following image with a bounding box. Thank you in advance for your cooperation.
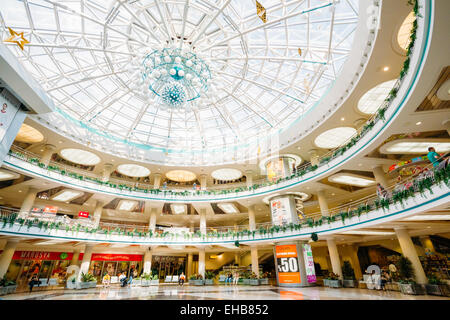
[0,0,360,165]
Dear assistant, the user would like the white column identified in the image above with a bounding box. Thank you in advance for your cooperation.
[92,201,104,228]
[0,240,19,278]
[200,174,207,190]
[395,227,428,284]
[372,165,389,188]
[251,246,259,276]
[317,190,330,217]
[148,207,157,232]
[308,149,320,166]
[327,238,342,279]
[77,244,94,282]
[153,173,161,189]
[198,248,205,279]
[101,163,114,182]
[143,249,152,274]
[248,204,256,231]
[40,144,56,166]
[199,209,206,234]
[245,170,253,188]
[187,253,193,278]
[18,188,38,218]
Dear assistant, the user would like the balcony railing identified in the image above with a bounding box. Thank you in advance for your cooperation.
[2,159,448,243]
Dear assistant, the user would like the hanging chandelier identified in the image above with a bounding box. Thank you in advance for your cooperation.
[131,47,212,110]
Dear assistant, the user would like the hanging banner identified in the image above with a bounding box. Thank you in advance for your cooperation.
[11,251,73,260]
[270,197,291,226]
[302,243,316,283]
[275,245,301,284]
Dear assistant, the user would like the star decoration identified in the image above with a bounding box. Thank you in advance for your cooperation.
[4,27,29,50]
[256,1,267,23]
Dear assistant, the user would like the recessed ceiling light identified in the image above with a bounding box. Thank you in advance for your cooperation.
[344,230,395,235]
[171,204,187,215]
[15,124,44,143]
[383,66,389,72]
[211,168,242,181]
[381,140,450,154]
[415,121,422,125]
[218,203,239,214]
[40,149,44,152]
[329,173,376,187]
[403,215,450,221]
[331,193,335,196]
[18,190,22,193]
[297,146,301,150]
[58,140,63,144]
[357,80,397,115]
[340,117,345,121]
[358,163,362,166]
[117,164,150,177]
[427,226,431,228]
[315,127,357,149]
[60,148,101,166]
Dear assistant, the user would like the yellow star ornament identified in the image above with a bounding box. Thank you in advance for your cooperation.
[4,27,29,50]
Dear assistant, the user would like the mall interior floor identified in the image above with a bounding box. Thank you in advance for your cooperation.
[1,285,449,300]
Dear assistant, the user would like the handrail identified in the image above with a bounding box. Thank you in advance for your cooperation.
[2,161,448,240]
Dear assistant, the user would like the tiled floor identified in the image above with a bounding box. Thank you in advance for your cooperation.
[1,284,449,300]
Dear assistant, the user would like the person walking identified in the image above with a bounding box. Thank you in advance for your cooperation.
[179,272,186,286]
[233,272,239,285]
[102,273,111,288]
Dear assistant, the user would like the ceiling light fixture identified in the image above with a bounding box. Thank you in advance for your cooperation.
[117,200,138,211]
[52,189,83,202]
[383,66,389,71]
[415,121,422,125]
[217,203,239,214]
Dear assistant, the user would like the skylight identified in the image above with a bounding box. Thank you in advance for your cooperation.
[0,0,360,165]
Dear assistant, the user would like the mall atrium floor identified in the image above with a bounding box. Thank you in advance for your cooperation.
[0,0,449,302]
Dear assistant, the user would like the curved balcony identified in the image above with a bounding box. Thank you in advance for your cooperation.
[1,163,448,245]
[2,1,433,203]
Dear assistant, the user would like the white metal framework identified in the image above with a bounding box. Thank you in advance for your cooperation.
[0,0,359,164]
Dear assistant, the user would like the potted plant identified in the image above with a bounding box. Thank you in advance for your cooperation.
[77,272,97,289]
[150,273,159,286]
[397,256,425,295]
[0,275,17,295]
[326,272,342,288]
[141,273,151,287]
[190,274,204,286]
[259,272,269,285]
[342,261,356,288]
[425,274,450,297]
[204,271,215,285]
[249,272,259,286]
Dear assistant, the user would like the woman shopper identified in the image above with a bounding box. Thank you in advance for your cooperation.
[233,272,239,285]
[225,272,233,285]
[28,274,39,293]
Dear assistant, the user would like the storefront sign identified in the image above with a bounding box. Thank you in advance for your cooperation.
[43,206,58,214]
[78,211,89,218]
[270,197,291,226]
[11,251,73,260]
[90,253,142,261]
[302,244,316,283]
[275,245,301,284]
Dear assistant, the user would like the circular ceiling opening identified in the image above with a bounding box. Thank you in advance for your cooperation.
[315,127,357,149]
[117,164,150,177]
[0,0,362,165]
[357,79,397,115]
[397,11,415,51]
[14,124,44,143]
[211,168,243,181]
[59,148,101,166]
[166,170,197,182]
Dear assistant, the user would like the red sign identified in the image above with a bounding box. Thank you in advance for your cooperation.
[43,206,58,214]
[78,211,89,218]
[11,251,73,261]
[90,253,142,261]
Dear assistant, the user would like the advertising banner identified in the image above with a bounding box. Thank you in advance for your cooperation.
[302,243,317,283]
[270,197,291,226]
[11,251,73,260]
[90,253,143,261]
[275,245,301,284]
